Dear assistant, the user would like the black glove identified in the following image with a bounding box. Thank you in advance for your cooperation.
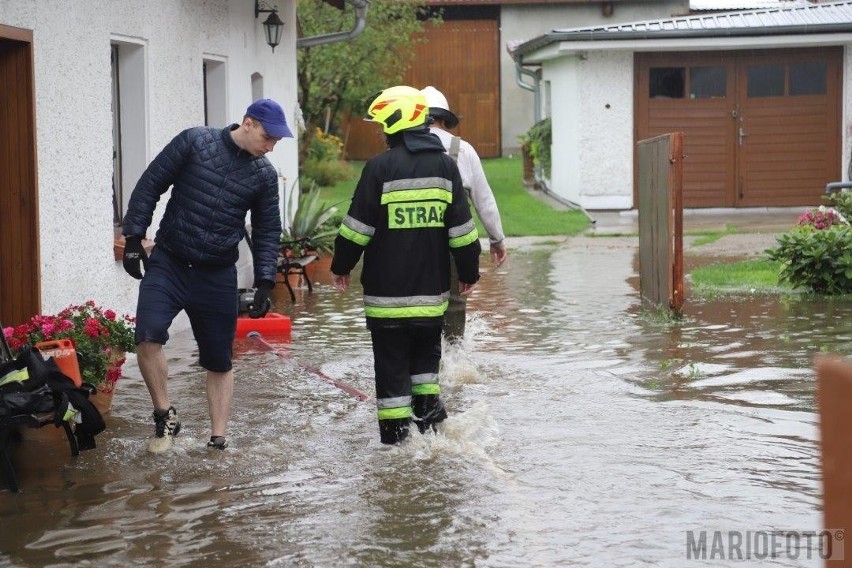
[248,281,273,319]
[122,236,149,280]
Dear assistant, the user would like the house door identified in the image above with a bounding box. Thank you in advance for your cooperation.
[635,47,841,208]
[0,26,41,326]
[736,49,841,207]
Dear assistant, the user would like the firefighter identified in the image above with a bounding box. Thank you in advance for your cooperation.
[331,85,481,444]
[421,86,508,344]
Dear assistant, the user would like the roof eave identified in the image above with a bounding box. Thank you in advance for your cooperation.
[513,23,852,62]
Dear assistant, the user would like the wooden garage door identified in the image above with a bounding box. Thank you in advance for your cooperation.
[635,48,841,208]
[344,19,500,160]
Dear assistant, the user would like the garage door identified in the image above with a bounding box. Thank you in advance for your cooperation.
[635,48,841,208]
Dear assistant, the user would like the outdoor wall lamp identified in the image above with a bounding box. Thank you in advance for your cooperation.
[255,0,284,52]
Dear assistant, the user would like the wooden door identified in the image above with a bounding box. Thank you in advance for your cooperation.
[636,53,737,207]
[736,48,841,207]
[0,26,41,326]
[635,48,841,208]
[344,19,500,160]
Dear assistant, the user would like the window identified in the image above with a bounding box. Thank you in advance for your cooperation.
[203,56,227,127]
[689,66,726,99]
[790,62,826,96]
[747,64,784,97]
[650,67,685,99]
[110,40,146,229]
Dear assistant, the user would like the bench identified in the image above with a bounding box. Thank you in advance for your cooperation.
[277,238,317,302]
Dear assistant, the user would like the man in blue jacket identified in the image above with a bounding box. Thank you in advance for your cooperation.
[331,86,480,444]
[122,99,290,452]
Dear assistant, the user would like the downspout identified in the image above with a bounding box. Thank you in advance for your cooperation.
[297,0,369,49]
[512,53,596,223]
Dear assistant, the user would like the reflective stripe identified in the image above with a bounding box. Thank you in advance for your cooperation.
[448,219,476,238]
[376,395,412,409]
[411,372,439,385]
[343,214,375,237]
[383,177,453,193]
[365,303,448,319]
[0,368,29,387]
[412,383,440,395]
[388,201,446,229]
[364,293,449,307]
[378,406,413,420]
[450,227,479,249]
[339,223,372,247]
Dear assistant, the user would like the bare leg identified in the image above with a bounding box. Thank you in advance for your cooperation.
[206,369,234,438]
[136,341,170,410]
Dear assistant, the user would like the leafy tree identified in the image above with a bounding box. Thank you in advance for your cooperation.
[296,0,440,158]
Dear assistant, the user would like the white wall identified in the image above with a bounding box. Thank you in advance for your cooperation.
[0,1,299,331]
[546,50,634,210]
[500,0,688,155]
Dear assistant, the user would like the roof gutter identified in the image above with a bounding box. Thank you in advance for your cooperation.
[297,0,370,49]
[514,22,852,57]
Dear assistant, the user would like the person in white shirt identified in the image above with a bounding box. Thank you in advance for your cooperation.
[421,86,508,344]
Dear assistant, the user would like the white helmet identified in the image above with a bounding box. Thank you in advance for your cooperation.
[420,86,459,129]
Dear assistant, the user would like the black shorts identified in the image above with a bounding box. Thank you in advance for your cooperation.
[134,248,238,372]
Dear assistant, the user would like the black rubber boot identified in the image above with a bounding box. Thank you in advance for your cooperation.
[379,418,411,445]
[412,395,448,434]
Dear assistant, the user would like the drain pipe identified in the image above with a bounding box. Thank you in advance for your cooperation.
[297,0,370,49]
[513,56,596,224]
[514,59,541,124]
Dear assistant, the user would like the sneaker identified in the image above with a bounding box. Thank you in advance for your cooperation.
[207,436,228,450]
[148,406,181,453]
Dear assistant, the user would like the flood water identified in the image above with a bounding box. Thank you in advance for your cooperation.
[2,237,849,567]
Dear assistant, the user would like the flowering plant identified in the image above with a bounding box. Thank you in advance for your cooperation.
[795,205,848,230]
[3,301,136,393]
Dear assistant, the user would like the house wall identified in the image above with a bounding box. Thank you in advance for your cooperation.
[0,1,299,330]
[546,51,634,210]
[500,0,687,155]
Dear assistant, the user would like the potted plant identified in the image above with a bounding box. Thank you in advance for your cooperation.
[3,301,136,412]
[282,181,341,257]
[279,182,342,289]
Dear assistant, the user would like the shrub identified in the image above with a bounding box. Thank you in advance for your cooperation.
[822,191,852,221]
[520,117,552,179]
[795,205,846,230]
[300,128,354,187]
[766,225,852,294]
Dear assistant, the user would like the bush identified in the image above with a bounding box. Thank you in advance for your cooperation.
[822,191,852,221]
[520,118,551,178]
[300,128,354,187]
[795,205,846,230]
[766,225,852,294]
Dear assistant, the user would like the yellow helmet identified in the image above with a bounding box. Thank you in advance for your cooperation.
[365,86,428,135]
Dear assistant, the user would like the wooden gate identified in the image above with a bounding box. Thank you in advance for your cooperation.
[344,19,500,160]
[0,26,41,326]
[637,132,683,314]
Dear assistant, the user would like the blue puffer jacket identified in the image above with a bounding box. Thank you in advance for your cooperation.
[123,125,282,284]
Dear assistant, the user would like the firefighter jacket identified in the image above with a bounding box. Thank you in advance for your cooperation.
[122,124,282,285]
[331,128,481,329]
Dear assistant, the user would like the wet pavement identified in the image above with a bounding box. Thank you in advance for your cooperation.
[1,207,845,567]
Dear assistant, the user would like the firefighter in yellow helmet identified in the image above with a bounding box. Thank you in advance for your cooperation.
[331,86,481,444]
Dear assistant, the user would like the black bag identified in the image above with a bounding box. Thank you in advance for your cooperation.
[0,345,105,449]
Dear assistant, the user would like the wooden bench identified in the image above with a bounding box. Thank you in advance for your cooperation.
[277,238,318,302]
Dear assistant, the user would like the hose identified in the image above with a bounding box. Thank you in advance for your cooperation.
[246,331,372,402]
